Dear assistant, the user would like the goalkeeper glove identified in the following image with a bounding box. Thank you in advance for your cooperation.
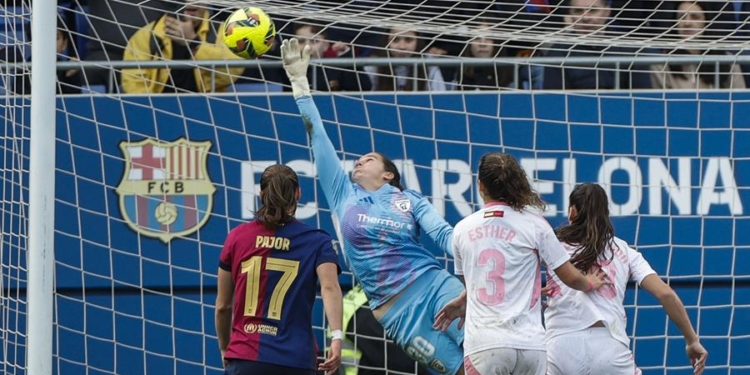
[281,38,312,99]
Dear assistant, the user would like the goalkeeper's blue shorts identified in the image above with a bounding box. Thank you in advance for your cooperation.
[378,268,465,375]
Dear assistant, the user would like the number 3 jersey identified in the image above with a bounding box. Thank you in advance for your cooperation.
[219,220,340,370]
[452,202,570,355]
[296,96,454,309]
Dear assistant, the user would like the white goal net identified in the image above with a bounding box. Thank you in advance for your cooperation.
[2,0,749,374]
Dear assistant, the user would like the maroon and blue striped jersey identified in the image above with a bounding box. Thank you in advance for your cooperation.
[219,219,340,370]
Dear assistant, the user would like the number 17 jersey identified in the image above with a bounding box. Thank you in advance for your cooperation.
[219,220,340,370]
[452,202,570,355]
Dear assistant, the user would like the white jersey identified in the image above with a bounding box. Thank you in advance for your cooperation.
[453,202,570,355]
[544,236,656,347]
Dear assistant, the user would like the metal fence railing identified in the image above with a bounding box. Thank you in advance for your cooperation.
[4,55,750,91]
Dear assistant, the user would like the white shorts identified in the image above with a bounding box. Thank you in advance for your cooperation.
[546,327,642,375]
[464,348,546,375]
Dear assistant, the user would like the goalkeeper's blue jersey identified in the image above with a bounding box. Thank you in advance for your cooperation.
[296,96,454,309]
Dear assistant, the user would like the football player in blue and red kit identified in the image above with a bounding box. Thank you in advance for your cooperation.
[215,164,343,375]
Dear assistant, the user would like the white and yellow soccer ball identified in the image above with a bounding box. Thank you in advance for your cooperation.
[223,7,276,59]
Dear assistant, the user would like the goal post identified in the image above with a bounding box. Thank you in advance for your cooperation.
[27,0,58,374]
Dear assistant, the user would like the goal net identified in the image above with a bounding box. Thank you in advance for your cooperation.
[2,0,749,374]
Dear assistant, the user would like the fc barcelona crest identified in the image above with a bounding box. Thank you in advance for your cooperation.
[115,138,216,243]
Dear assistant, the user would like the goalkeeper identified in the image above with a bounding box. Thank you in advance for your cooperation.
[281,38,465,375]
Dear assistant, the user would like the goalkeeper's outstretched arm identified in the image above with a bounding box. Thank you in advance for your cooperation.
[281,38,354,210]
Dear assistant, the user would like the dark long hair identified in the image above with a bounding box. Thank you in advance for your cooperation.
[556,183,615,272]
[375,152,404,190]
[256,164,299,230]
[477,153,545,212]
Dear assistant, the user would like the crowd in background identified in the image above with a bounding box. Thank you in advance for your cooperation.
[3,0,750,94]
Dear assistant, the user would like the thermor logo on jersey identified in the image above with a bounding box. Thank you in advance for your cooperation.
[116,138,216,243]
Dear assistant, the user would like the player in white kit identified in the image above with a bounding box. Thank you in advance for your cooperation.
[434,153,610,375]
[544,183,708,375]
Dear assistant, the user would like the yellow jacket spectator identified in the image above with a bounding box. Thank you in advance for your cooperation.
[122,6,242,94]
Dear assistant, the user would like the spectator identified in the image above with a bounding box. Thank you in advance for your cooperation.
[492,1,565,89]
[423,32,465,88]
[121,4,242,94]
[493,0,564,32]
[608,0,660,36]
[365,27,447,91]
[285,21,371,92]
[647,0,734,38]
[81,0,167,89]
[457,22,514,90]
[729,0,750,36]
[542,0,652,90]
[14,16,81,95]
[730,1,750,87]
[650,1,745,90]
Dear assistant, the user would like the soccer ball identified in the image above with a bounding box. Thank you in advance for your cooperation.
[223,7,276,59]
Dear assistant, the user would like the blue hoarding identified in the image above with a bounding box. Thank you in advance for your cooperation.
[3,92,749,374]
